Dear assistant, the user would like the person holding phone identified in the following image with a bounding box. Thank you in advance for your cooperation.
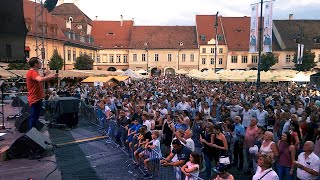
[26,57,58,130]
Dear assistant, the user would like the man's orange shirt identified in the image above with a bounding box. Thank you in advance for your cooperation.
[26,69,44,105]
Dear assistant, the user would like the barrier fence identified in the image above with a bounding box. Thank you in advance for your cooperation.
[47,99,203,180]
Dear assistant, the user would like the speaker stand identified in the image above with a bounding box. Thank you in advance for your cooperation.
[0,81,13,134]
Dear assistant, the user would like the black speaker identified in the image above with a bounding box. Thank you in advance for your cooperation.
[7,128,52,159]
[11,96,28,107]
[14,112,45,133]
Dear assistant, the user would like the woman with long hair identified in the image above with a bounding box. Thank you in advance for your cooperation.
[277,132,296,180]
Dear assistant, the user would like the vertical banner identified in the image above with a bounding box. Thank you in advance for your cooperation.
[263,1,273,52]
[249,4,259,53]
[297,44,301,64]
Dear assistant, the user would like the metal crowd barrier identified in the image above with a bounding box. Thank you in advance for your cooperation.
[72,100,204,180]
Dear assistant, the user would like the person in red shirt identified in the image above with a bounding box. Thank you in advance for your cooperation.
[26,57,57,130]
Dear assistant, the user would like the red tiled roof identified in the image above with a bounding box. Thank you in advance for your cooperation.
[51,3,92,25]
[129,26,198,49]
[23,0,67,41]
[195,15,226,45]
[91,21,134,49]
[221,17,251,51]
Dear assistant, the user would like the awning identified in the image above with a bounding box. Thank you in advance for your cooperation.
[25,46,31,51]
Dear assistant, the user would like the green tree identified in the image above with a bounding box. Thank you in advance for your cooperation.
[293,49,316,71]
[74,54,94,70]
[49,49,64,70]
[8,63,29,70]
[260,52,277,72]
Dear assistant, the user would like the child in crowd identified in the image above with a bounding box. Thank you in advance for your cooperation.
[143,131,162,178]
[181,152,201,180]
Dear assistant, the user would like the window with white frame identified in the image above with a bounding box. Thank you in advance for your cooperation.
[242,56,248,63]
[182,54,186,62]
[133,54,137,61]
[202,48,206,53]
[219,58,223,64]
[109,55,114,63]
[219,48,223,53]
[210,58,214,64]
[168,54,172,62]
[142,54,146,62]
[275,56,279,63]
[231,56,238,63]
[97,54,101,63]
[211,48,215,54]
[116,55,121,63]
[286,54,291,63]
[155,54,159,61]
[190,54,194,62]
[202,58,206,64]
[123,55,128,63]
[252,56,258,63]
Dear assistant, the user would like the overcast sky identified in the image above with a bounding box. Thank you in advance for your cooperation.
[60,0,320,25]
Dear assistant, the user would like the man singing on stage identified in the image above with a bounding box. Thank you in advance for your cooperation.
[26,57,58,130]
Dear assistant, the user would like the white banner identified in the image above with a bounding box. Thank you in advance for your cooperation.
[300,44,304,64]
[249,4,259,53]
[297,44,301,64]
[263,1,273,52]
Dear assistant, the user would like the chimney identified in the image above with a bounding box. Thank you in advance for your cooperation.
[289,14,293,20]
[95,16,98,20]
[120,15,123,26]
[57,0,64,6]
[132,18,135,25]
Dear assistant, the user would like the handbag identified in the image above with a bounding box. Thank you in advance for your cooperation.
[258,170,272,180]
[219,156,230,165]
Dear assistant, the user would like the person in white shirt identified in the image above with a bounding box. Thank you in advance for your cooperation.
[176,98,190,112]
[176,129,195,152]
[142,113,151,132]
[252,154,279,180]
[254,104,268,127]
[294,141,320,180]
[226,99,243,120]
[242,103,254,128]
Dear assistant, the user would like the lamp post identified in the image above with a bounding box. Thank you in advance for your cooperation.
[178,42,183,70]
[144,42,149,72]
[214,11,219,73]
[293,24,304,72]
[256,0,263,90]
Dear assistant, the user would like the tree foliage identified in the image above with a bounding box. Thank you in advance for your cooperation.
[49,49,64,70]
[260,52,277,72]
[293,49,316,71]
[74,54,94,70]
[8,62,29,70]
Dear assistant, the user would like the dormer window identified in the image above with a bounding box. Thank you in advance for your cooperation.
[72,33,76,40]
[179,42,184,46]
[200,35,206,41]
[313,37,320,44]
[235,29,243,33]
[217,34,224,41]
[107,32,114,35]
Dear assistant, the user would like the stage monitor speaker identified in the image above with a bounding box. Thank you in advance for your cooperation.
[7,128,52,159]
[14,112,45,133]
[11,96,28,107]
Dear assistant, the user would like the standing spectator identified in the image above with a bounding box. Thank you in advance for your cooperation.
[242,103,254,129]
[161,139,192,180]
[295,141,320,180]
[252,154,279,180]
[244,118,258,174]
[233,116,245,170]
[213,163,235,180]
[277,132,296,180]
[181,152,201,180]
[254,103,268,127]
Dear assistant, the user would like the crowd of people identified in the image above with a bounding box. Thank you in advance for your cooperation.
[45,74,320,180]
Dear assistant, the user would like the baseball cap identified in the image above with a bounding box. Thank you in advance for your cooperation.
[213,163,229,174]
[172,139,182,145]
